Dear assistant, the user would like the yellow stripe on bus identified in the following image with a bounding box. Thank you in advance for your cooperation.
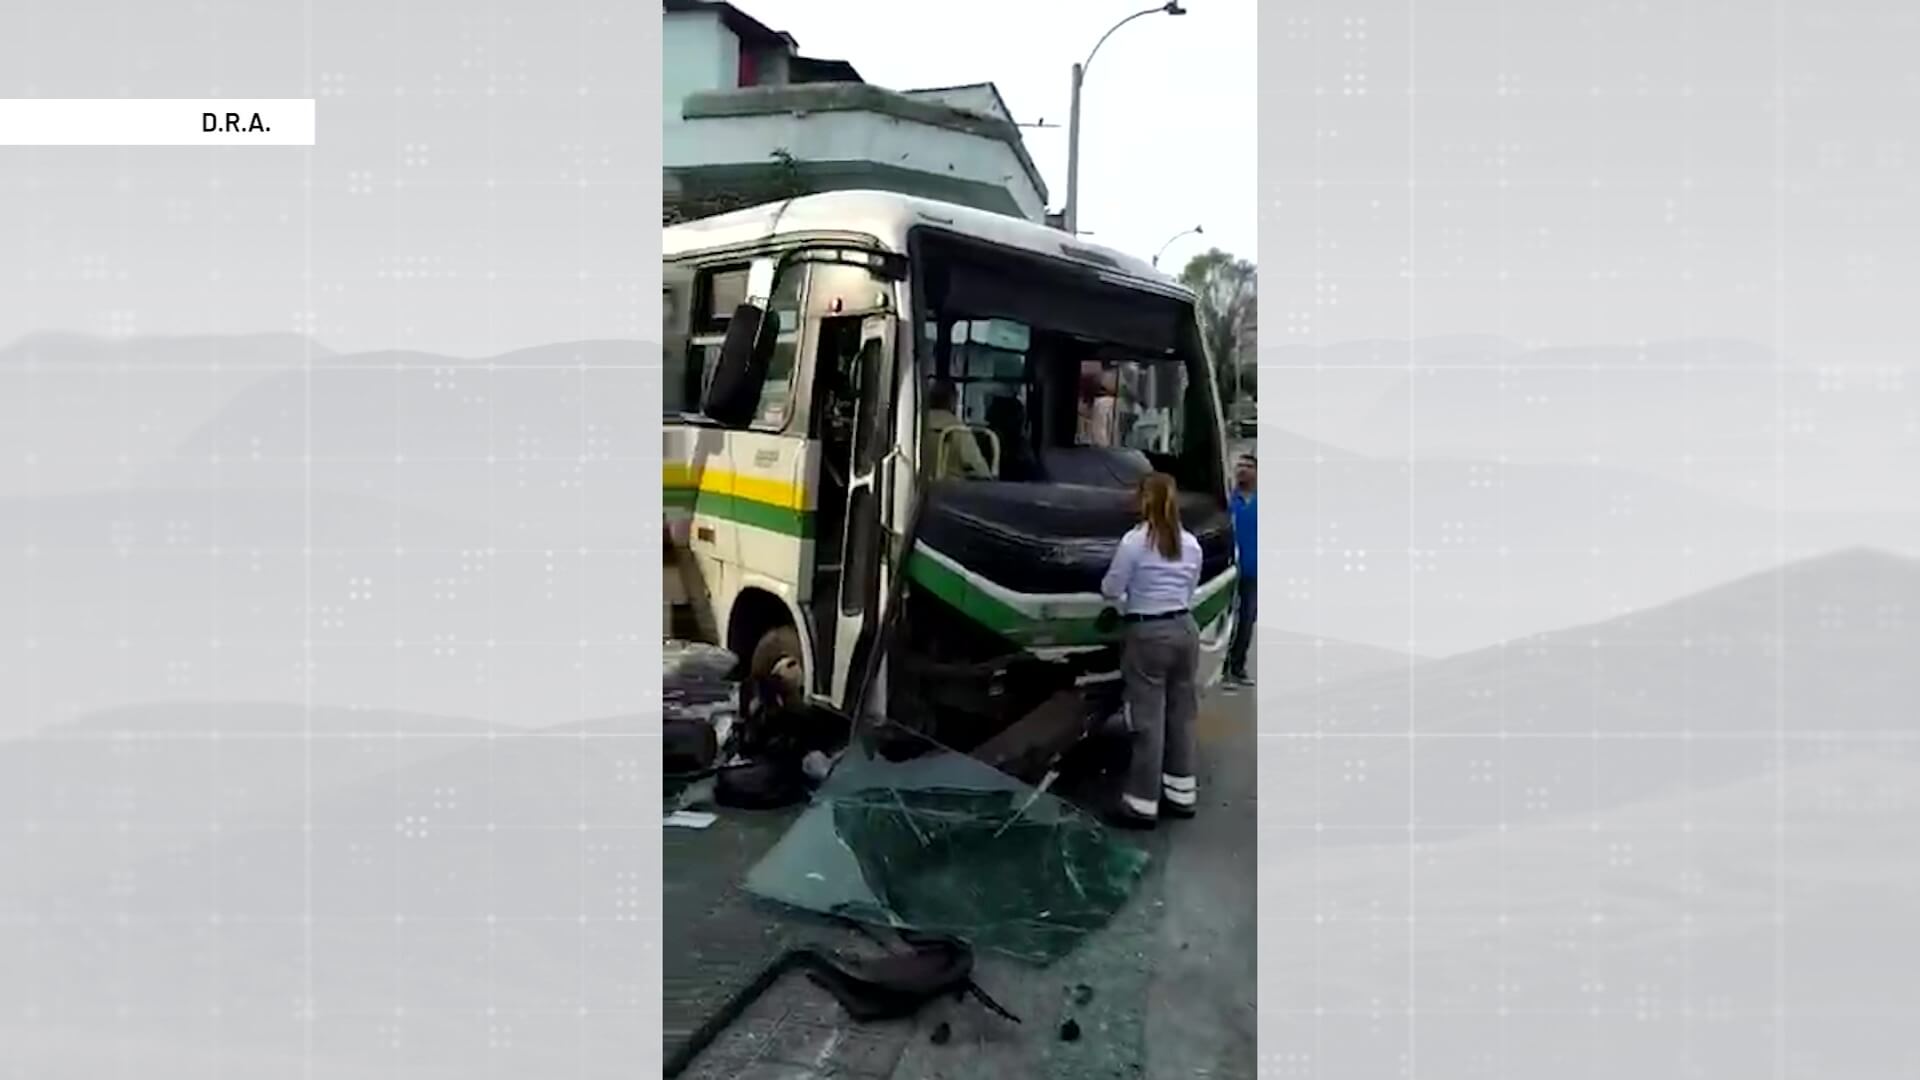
[662,464,809,511]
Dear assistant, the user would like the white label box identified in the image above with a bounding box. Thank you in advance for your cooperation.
[0,99,315,146]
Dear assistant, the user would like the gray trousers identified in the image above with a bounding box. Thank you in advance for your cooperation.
[1120,615,1201,817]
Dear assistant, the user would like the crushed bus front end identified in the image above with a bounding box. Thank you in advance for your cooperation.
[877,225,1238,767]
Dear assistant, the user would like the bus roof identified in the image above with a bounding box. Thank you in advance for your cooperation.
[664,190,1190,299]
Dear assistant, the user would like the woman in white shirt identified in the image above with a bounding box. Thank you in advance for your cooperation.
[1099,472,1203,829]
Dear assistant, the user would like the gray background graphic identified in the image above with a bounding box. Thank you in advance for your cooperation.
[1261,1,1920,1077]
[0,1,661,1076]
[3,0,1918,1077]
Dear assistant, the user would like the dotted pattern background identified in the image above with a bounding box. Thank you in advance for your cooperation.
[1259,2,1920,1078]
[0,2,663,1077]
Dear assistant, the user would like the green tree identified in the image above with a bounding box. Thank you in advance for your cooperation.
[1178,249,1257,406]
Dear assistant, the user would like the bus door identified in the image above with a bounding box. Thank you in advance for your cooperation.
[699,248,906,711]
[824,313,900,706]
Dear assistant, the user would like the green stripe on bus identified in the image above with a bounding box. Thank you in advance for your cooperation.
[1196,584,1232,626]
[904,549,1235,648]
[904,549,1048,640]
[665,487,813,539]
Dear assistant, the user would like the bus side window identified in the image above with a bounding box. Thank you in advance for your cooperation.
[674,264,746,419]
[753,266,804,428]
[677,260,800,428]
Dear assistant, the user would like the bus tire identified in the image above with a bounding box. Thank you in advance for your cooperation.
[748,624,805,703]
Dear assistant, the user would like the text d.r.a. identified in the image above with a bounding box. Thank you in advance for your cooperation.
[203,112,270,133]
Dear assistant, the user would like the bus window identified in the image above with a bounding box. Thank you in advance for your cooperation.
[702,267,748,328]
[677,260,804,429]
[947,318,1029,426]
[752,268,803,427]
[1075,356,1186,453]
[850,336,888,474]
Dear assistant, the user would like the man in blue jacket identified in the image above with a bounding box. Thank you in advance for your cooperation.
[1226,453,1257,686]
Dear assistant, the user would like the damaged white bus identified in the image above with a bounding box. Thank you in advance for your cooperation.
[664,190,1238,753]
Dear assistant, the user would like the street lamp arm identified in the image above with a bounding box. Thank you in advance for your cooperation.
[1062,2,1184,234]
[1152,225,1204,267]
[1082,5,1173,76]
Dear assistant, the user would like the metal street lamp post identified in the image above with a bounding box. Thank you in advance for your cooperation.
[1063,2,1187,235]
[1152,224,1204,268]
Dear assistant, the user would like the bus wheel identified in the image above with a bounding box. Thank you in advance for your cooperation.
[748,625,805,706]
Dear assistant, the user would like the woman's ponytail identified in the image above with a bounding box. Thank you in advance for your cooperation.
[1138,473,1182,560]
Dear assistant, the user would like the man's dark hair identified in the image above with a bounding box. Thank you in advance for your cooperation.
[928,381,957,411]
[1238,452,1257,466]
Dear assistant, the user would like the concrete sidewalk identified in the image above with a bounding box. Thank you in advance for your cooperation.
[664,679,1258,1080]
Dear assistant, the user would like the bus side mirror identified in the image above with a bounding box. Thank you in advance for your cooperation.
[702,304,768,426]
[702,260,778,428]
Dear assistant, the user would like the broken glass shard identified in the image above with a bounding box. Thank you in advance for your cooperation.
[743,724,1149,965]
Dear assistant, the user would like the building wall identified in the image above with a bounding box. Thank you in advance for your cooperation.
[662,12,738,128]
[661,13,1046,223]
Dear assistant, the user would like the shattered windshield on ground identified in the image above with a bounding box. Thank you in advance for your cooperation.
[742,723,1150,966]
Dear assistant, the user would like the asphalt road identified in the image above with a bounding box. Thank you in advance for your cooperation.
[1139,677,1259,1080]
[665,672,1259,1080]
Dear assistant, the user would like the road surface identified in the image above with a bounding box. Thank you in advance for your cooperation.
[664,671,1259,1080]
